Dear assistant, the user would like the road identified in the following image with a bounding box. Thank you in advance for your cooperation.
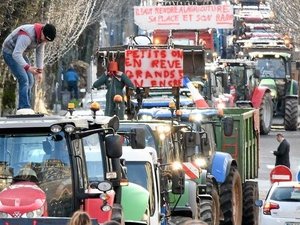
[258,128,300,200]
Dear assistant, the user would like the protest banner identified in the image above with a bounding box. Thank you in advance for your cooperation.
[125,49,184,87]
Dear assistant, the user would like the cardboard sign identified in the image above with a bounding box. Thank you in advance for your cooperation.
[134,4,233,30]
[125,49,183,87]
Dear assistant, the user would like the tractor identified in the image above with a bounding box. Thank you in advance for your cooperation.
[248,49,298,130]
[0,105,144,225]
[137,106,260,225]
[207,58,273,134]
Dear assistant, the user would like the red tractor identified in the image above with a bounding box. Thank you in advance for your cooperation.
[0,107,145,224]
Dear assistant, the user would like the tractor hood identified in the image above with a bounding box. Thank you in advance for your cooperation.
[259,78,277,98]
[0,181,46,216]
[121,182,149,222]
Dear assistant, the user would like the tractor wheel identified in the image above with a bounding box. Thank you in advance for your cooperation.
[220,167,243,225]
[284,98,298,131]
[260,92,273,135]
[205,175,220,225]
[199,199,213,225]
[242,181,259,225]
[170,216,209,225]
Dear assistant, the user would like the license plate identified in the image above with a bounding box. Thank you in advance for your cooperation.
[286,223,300,225]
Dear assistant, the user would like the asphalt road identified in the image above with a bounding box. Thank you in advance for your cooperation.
[257,127,300,199]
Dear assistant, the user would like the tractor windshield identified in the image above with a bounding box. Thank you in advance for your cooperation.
[126,161,155,216]
[256,58,286,79]
[82,133,104,182]
[0,132,73,216]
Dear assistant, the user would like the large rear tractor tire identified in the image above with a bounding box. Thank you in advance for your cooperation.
[205,175,220,225]
[220,167,243,225]
[284,98,298,131]
[242,181,259,225]
[200,199,213,225]
[260,92,273,135]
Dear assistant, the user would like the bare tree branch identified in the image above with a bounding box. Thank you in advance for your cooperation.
[270,0,300,45]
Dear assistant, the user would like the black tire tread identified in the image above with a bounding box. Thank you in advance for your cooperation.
[200,199,213,225]
[260,92,273,135]
[206,175,220,225]
[284,98,298,131]
[219,167,243,225]
[242,181,259,225]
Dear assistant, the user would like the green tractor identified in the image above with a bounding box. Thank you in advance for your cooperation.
[249,51,299,130]
[207,59,273,134]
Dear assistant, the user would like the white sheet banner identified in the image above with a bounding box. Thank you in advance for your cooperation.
[134,4,233,30]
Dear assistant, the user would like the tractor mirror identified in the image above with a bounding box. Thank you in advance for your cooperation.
[108,116,120,131]
[105,134,122,158]
[171,169,185,194]
[183,131,201,157]
[130,128,145,149]
[254,69,261,78]
[223,117,234,136]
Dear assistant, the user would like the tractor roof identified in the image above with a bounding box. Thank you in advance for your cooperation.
[0,114,114,131]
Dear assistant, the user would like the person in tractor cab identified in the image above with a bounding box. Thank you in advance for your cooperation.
[12,165,39,183]
[2,23,56,114]
[92,61,135,119]
[262,61,275,77]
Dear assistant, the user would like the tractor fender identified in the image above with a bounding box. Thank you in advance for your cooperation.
[169,180,197,218]
[251,86,271,108]
[286,79,299,97]
[210,151,235,183]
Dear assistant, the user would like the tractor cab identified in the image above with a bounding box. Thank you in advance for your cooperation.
[0,111,126,224]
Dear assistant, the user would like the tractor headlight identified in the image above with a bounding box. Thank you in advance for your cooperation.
[157,125,171,134]
[25,207,44,218]
[270,91,276,98]
[98,181,112,192]
[172,161,183,170]
[0,212,8,218]
[64,124,75,133]
[50,124,62,133]
[194,158,207,169]
[159,133,166,140]
[189,113,203,122]
[101,204,112,212]
[140,114,153,121]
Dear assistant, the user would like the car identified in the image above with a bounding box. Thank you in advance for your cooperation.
[256,181,300,225]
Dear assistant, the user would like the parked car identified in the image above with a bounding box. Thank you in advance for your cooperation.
[256,181,300,225]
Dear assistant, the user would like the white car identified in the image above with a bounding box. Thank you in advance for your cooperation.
[256,181,300,225]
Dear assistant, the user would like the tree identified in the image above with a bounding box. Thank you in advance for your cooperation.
[0,0,136,114]
[269,0,300,45]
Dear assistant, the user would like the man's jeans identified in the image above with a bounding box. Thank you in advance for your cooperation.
[67,81,79,100]
[2,52,34,109]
